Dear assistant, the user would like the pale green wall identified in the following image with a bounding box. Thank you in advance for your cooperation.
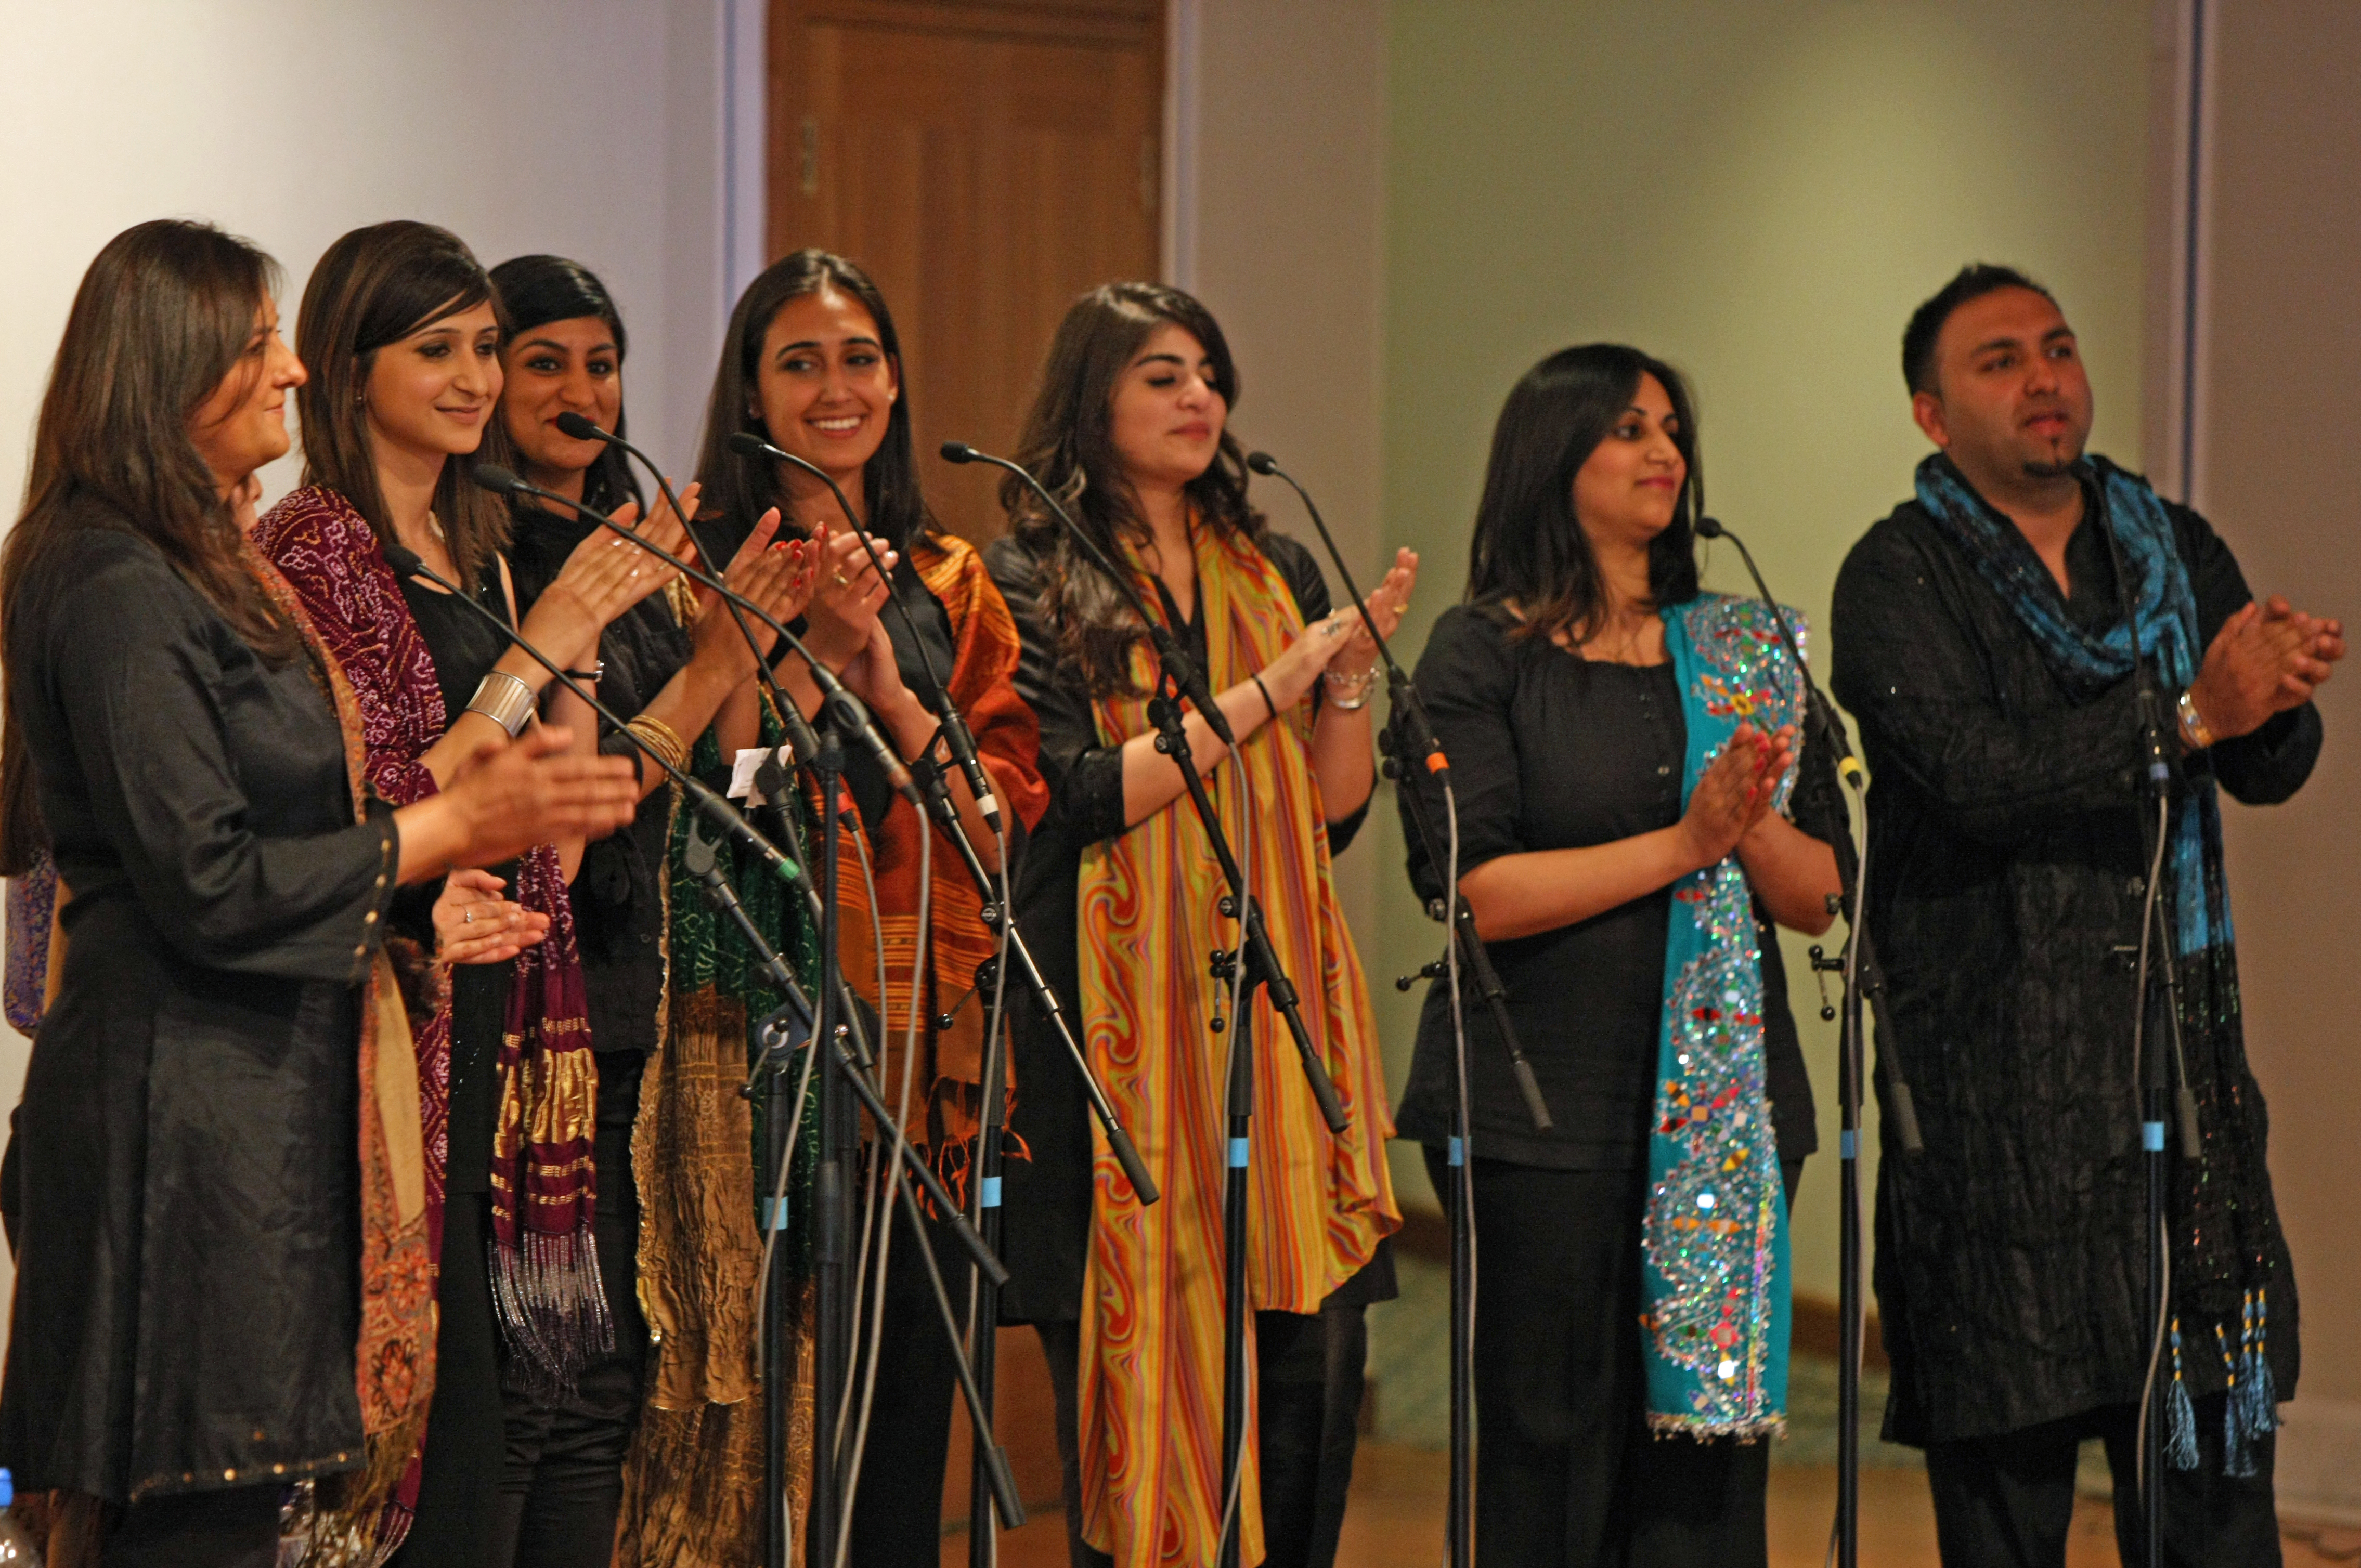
[1372,0,2152,1302]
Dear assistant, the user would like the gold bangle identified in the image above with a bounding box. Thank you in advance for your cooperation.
[626,715,689,777]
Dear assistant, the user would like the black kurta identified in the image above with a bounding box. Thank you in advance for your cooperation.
[982,528,1370,1324]
[1393,603,1837,1171]
[1830,480,2319,1445]
[0,507,398,1501]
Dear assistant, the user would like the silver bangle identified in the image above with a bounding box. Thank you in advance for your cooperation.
[465,670,536,738]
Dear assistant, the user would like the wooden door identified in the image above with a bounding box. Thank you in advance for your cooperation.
[769,0,1166,544]
[767,0,1165,1530]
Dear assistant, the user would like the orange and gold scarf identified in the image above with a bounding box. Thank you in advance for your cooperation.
[821,532,1048,1191]
[1073,522,1397,1568]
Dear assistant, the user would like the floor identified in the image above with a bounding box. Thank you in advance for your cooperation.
[937,1251,2361,1565]
[940,1450,2125,1567]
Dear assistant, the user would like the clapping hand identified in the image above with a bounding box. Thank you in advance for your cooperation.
[432,867,548,966]
[2188,594,2345,740]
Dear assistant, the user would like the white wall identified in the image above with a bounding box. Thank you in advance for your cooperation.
[0,0,758,1361]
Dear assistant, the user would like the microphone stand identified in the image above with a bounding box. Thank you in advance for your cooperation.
[1247,451,1548,1568]
[2090,484,2195,1568]
[439,473,1001,1568]
[1696,516,1920,1568]
[943,443,1347,1568]
[715,428,1171,1562]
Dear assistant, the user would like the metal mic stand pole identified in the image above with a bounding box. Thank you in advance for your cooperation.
[1247,450,1553,1568]
[805,729,849,1568]
[1696,517,1926,1568]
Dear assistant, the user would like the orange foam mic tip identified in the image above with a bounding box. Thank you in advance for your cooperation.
[1424,751,1449,773]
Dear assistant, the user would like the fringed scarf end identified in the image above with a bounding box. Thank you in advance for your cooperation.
[489,1225,615,1397]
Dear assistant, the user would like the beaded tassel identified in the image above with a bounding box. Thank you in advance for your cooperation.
[2164,1317,2200,1471]
[2216,1322,2257,1478]
[2238,1288,2280,1447]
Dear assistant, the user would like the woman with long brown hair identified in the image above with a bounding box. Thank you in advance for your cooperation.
[487,251,813,1567]
[642,246,1046,1567]
[0,218,635,1567]
[984,282,1414,1568]
[257,220,686,1566]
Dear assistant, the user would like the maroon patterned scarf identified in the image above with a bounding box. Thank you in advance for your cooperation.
[256,486,609,1392]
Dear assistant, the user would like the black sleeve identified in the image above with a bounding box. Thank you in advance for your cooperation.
[983,537,1130,850]
[1262,532,1373,851]
[1398,606,1523,903]
[2169,502,2324,806]
[1830,514,2153,846]
[36,538,397,981]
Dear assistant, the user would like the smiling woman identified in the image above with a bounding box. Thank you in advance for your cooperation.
[0,218,638,1568]
[255,220,688,1568]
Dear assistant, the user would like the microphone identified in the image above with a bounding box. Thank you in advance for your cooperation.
[470,462,918,807]
[724,429,1003,833]
[1243,450,1449,785]
[1695,515,1868,790]
[377,539,811,896]
[940,441,1238,749]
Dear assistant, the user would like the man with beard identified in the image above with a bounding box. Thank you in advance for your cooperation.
[1828,265,2344,1566]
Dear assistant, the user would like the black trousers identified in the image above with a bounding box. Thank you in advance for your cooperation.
[1034,1288,1373,1568]
[99,1484,282,1567]
[495,1075,649,1568]
[1431,1149,1802,1568]
[390,1192,504,1568]
[842,1193,967,1567]
[1924,1397,2281,1567]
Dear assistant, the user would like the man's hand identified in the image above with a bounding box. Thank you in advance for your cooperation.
[2187,595,2345,741]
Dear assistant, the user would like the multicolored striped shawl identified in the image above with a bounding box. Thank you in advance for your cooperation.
[257,487,608,1400]
[1640,593,1805,1439]
[1074,521,1399,1568]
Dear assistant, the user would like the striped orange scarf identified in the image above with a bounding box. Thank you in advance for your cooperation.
[820,532,1048,1191]
[1073,522,1397,1568]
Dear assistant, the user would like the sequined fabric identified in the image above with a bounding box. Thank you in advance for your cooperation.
[1639,594,1804,1438]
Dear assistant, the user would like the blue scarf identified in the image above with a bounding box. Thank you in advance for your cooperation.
[1912,452,2281,1474]
[1915,453,2223,958]
[1640,593,1805,1438]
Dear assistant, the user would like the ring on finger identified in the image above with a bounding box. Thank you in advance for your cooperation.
[463,908,474,924]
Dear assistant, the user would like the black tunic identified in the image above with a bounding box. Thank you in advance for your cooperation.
[982,529,1369,1323]
[505,503,692,1060]
[1393,603,1836,1171]
[0,509,398,1501]
[1829,481,2319,1445]
[394,565,515,1198]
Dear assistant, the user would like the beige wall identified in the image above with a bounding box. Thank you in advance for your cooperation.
[2185,0,2361,1508]
[1172,0,1393,935]
[0,0,763,1368]
[1373,1,2155,1300]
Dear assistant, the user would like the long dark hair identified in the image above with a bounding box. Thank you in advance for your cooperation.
[1002,282,1266,696]
[1464,343,1703,645]
[692,248,931,551]
[295,220,514,585]
[0,219,296,873]
[489,253,644,514]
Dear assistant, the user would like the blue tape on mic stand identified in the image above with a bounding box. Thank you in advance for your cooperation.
[980,1175,1003,1209]
[1229,1136,1250,1169]
[1448,1136,1465,1167]
[2143,1120,2167,1152]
